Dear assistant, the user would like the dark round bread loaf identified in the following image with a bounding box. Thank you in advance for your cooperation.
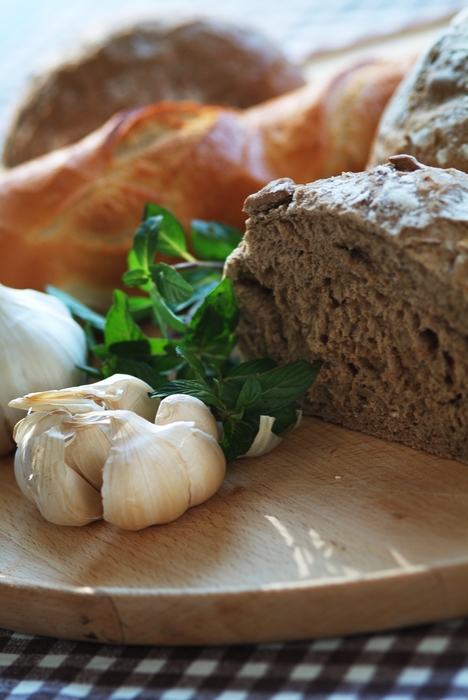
[2,17,305,167]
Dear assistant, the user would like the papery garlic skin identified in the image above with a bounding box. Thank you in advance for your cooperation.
[0,284,87,455]
[239,411,303,458]
[13,410,103,526]
[9,373,157,422]
[241,415,283,458]
[155,394,219,440]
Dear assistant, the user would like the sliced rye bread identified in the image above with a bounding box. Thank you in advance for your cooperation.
[224,156,468,463]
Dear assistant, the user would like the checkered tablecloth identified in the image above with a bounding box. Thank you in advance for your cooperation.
[1,620,468,699]
[1,1,468,698]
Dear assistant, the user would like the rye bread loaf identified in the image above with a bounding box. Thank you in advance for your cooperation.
[224,156,468,463]
[368,9,468,170]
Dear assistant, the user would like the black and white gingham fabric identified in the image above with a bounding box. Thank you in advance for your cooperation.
[1,620,468,699]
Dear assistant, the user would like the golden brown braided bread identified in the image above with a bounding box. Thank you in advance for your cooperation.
[0,57,410,306]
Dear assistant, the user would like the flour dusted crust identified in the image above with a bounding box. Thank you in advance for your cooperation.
[225,159,468,463]
[0,58,407,307]
[369,9,468,170]
[2,18,305,167]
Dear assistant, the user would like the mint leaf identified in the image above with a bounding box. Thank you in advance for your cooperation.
[132,214,162,270]
[150,288,186,336]
[175,346,207,382]
[104,290,147,345]
[191,221,242,262]
[91,344,111,361]
[145,203,190,258]
[108,338,171,357]
[150,263,193,304]
[127,296,153,321]
[186,277,238,360]
[173,266,222,311]
[222,417,259,463]
[102,355,165,389]
[227,358,278,378]
[264,403,300,436]
[235,376,262,414]
[122,268,149,287]
[248,360,322,414]
[151,381,225,410]
[77,364,102,379]
[46,286,106,331]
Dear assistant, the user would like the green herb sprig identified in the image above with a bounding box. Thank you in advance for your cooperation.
[48,203,322,461]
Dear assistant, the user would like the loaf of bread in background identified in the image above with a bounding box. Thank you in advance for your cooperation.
[224,157,468,464]
[368,9,468,170]
[2,18,305,167]
[0,57,409,307]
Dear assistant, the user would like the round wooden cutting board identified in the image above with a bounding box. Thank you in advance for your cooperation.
[0,416,467,645]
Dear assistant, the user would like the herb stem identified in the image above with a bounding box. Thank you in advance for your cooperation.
[173,261,225,271]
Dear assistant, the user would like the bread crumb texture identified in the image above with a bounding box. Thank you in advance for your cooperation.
[225,162,468,463]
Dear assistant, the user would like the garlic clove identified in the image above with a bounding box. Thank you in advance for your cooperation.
[175,428,226,507]
[98,411,191,530]
[155,394,219,440]
[14,410,74,502]
[9,373,158,421]
[99,374,159,422]
[0,284,87,454]
[64,421,112,490]
[24,425,102,526]
[239,410,303,458]
[240,415,283,458]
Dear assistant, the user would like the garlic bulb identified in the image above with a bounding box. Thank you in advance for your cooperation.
[9,373,158,422]
[13,406,226,530]
[0,284,87,455]
[155,394,219,440]
[97,411,226,530]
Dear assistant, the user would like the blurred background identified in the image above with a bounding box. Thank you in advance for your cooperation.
[0,0,465,148]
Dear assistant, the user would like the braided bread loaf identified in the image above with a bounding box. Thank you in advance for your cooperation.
[0,57,409,306]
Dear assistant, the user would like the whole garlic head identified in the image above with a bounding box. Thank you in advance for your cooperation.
[0,284,87,455]
[13,407,226,531]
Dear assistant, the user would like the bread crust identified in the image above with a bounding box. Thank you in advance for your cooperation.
[225,162,468,463]
[0,57,409,306]
[0,102,265,306]
[368,9,468,170]
[2,18,305,167]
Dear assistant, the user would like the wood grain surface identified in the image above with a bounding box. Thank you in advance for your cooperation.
[1,416,467,645]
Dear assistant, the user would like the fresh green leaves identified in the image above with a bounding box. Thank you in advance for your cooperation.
[151,263,193,304]
[143,203,194,260]
[46,286,106,331]
[152,354,322,462]
[60,201,323,463]
[191,220,242,262]
[104,290,146,345]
